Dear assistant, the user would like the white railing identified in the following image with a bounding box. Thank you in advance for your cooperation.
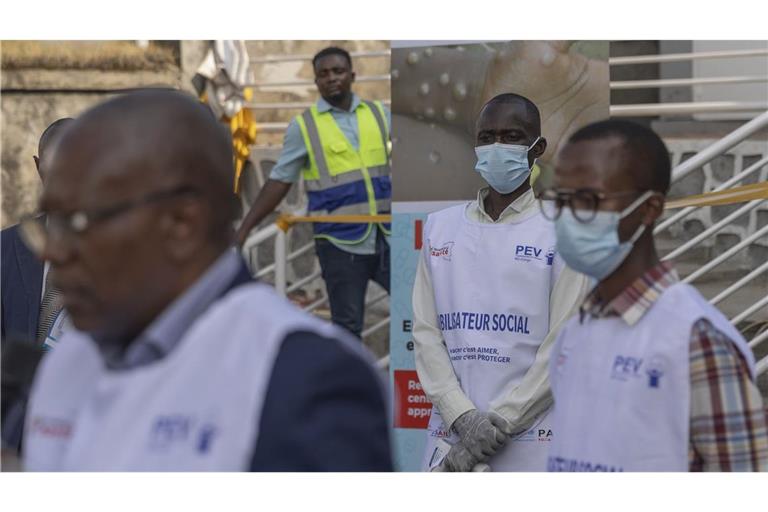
[250,50,390,64]
[611,102,768,117]
[654,112,768,375]
[610,47,768,117]
[241,211,390,366]
[250,75,390,88]
[611,76,768,90]
[248,99,391,111]
[609,48,768,65]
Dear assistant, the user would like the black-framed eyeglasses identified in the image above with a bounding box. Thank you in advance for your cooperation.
[538,188,645,223]
[20,185,200,257]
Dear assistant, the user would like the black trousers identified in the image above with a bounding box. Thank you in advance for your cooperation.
[314,229,390,339]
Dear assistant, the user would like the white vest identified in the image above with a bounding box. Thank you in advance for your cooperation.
[421,202,561,471]
[548,282,756,472]
[24,283,360,471]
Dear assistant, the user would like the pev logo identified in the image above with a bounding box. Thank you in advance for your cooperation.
[515,245,555,265]
[148,414,218,454]
[610,355,643,381]
[429,241,454,261]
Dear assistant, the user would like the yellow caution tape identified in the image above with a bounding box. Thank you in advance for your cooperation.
[276,214,392,232]
[665,181,768,209]
[274,182,767,232]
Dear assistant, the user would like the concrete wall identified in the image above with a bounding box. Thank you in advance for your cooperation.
[1,68,181,228]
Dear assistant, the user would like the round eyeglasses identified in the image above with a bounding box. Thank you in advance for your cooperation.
[538,188,646,223]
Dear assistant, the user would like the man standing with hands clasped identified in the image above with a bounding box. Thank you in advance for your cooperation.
[413,93,590,472]
[545,119,768,471]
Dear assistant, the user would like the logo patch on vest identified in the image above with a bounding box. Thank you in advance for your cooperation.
[29,416,73,440]
[148,415,219,455]
[645,356,668,389]
[514,245,555,265]
[429,241,454,261]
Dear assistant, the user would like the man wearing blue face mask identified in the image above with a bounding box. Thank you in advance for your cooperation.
[544,119,767,472]
[412,93,591,472]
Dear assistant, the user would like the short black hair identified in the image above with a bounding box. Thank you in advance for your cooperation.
[480,93,541,135]
[568,119,671,194]
[312,46,352,70]
[38,117,74,156]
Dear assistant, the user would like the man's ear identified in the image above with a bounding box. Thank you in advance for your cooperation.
[33,155,40,171]
[350,70,356,83]
[641,192,665,225]
[162,198,208,262]
[531,137,547,159]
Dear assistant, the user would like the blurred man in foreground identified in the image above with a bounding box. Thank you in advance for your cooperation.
[22,90,392,471]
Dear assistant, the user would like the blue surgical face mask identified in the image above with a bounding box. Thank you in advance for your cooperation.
[554,191,654,280]
[474,137,540,194]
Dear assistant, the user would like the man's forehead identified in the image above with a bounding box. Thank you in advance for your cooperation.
[477,102,535,133]
[46,123,156,198]
[315,54,349,70]
[556,136,632,188]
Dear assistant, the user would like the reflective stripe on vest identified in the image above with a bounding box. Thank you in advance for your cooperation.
[296,100,391,243]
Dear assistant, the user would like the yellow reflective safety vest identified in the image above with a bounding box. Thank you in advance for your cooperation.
[296,100,391,244]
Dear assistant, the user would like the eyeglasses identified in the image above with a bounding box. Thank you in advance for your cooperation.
[20,185,199,257]
[538,188,645,223]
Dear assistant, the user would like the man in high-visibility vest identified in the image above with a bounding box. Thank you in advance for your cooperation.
[236,47,391,339]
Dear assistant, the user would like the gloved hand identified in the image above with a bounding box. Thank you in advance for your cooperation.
[437,441,478,472]
[451,409,507,461]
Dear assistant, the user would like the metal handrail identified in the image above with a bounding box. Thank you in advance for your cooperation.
[256,240,315,278]
[249,99,391,111]
[748,328,768,349]
[362,317,389,338]
[709,260,768,306]
[250,75,390,88]
[287,269,322,294]
[610,102,768,117]
[669,111,768,183]
[242,221,280,254]
[251,50,390,64]
[609,48,768,65]
[367,291,389,309]
[655,155,768,233]
[661,199,765,261]
[376,355,390,370]
[757,355,768,375]
[303,294,328,313]
[256,122,289,133]
[611,76,768,90]
[682,223,768,284]
[731,294,768,325]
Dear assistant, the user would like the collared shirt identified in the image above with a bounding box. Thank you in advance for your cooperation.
[412,187,591,431]
[102,249,243,370]
[269,94,392,256]
[580,260,768,471]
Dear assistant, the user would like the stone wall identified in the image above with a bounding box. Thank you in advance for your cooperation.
[1,48,183,227]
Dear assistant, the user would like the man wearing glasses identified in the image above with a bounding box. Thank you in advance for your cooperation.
[413,93,590,471]
[21,90,392,471]
[544,119,767,471]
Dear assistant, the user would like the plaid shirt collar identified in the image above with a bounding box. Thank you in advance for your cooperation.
[580,260,679,326]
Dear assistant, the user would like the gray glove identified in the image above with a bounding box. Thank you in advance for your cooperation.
[438,441,478,472]
[451,409,507,461]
